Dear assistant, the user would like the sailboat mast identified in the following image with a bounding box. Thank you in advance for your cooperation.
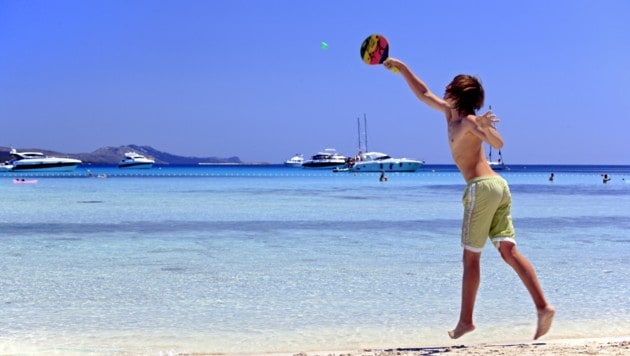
[357,117,362,151]
[363,113,368,152]
[487,105,492,161]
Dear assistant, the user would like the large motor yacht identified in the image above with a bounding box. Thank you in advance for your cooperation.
[8,148,82,172]
[301,148,347,169]
[336,151,424,172]
[118,152,155,169]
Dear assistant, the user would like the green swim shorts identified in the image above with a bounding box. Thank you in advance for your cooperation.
[461,175,516,252]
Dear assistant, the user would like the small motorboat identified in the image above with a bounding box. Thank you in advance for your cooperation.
[284,154,304,167]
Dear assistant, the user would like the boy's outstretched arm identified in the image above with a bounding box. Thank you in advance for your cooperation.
[384,58,449,113]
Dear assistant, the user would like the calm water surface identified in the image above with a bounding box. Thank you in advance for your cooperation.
[1,165,629,354]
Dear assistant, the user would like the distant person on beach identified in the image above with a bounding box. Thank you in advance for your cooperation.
[383,58,555,340]
[549,173,554,182]
[379,171,388,182]
[601,174,611,184]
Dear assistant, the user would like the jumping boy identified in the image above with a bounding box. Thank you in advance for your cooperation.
[383,57,555,340]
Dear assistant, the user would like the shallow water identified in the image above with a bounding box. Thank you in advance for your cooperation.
[1,165,629,354]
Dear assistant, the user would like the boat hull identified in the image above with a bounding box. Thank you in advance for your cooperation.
[301,161,346,169]
[343,158,424,172]
[118,162,154,169]
[11,162,80,172]
[488,162,506,171]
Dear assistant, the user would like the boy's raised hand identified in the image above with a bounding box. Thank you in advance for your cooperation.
[477,110,500,129]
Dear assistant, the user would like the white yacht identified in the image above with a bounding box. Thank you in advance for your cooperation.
[284,154,304,167]
[8,148,82,172]
[301,148,347,169]
[118,152,155,169]
[336,151,424,172]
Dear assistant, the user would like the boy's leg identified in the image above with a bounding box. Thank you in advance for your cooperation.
[449,249,481,339]
[498,242,555,339]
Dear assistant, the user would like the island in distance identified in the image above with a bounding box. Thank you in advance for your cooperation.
[0,145,247,165]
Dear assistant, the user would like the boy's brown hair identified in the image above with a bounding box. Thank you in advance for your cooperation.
[444,74,485,115]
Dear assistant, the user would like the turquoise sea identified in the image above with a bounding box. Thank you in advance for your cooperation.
[1,164,629,354]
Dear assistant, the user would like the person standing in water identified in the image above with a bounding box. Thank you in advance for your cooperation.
[383,57,555,340]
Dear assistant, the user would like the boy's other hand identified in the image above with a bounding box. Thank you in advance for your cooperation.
[477,110,500,129]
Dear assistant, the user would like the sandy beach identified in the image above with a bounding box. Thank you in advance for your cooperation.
[271,337,630,356]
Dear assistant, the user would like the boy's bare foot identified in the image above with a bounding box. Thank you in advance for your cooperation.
[534,305,555,340]
[448,322,475,339]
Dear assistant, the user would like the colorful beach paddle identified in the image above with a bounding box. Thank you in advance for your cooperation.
[360,34,398,73]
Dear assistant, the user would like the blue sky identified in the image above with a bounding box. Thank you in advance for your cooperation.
[1,0,628,164]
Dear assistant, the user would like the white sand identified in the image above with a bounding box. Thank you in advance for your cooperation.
[261,336,630,356]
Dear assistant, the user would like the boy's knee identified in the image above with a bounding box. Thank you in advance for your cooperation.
[498,242,517,262]
[462,250,481,268]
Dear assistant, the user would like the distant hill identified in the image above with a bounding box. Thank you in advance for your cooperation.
[0,145,243,165]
